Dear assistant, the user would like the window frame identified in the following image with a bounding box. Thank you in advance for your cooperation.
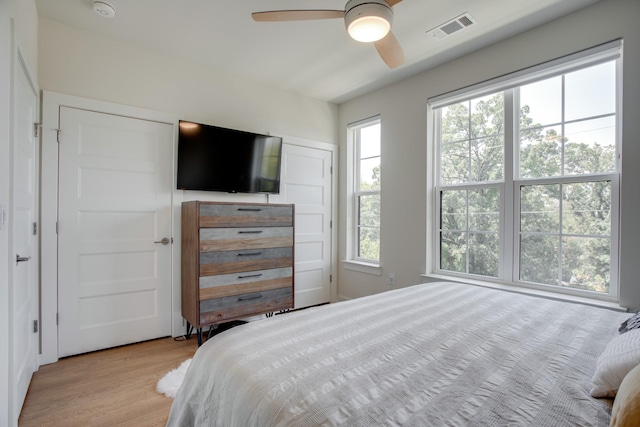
[427,41,622,302]
[347,116,382,269]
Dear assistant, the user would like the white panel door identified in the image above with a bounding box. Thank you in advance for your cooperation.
[58,107,173,357]
[274,144,332,308]
[11,53,39,419]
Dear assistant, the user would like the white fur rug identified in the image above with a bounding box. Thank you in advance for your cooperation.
[156,359,191,398]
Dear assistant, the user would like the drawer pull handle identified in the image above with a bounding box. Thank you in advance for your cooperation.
[238,294,263,301]
[238,273,263,279]
[238,230,263,234]
[238,252,262,257]
[16,255,31,264]
[237,208,262,212]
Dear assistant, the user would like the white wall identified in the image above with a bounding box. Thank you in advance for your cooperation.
[1,0,39,424]
[337,0,640,310]
[38,17,337,145]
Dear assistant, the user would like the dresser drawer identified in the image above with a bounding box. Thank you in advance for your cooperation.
[199,203,293,228]
[200,266,292,290]
[199,287,293,324]
[200,227,293,252]
[200,274,292,301]
[200,247,292,276]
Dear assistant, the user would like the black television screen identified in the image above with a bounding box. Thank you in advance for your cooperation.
[177,121,283,194]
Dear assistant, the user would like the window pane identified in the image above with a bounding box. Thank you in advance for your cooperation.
[468,188,499,232]
[562,236,610,293]
[562,181,611,236]
[440,141,469,184]
[360,129,380,159]
[564,117,616,175]
[520,76,562,128]
[520,184,560,233]
[359,157,381,190]
[441,231,466,273]
[469,232,499,277]
[471,94,504,139]
[441,102,469,143]
[441,190,466,231]
[360,123,381,157]
[520,235,559,285]
[358,194,380,227]
[471,136,503,182]
[358,227,379,260]
[566,62,616,121]
[519,125,562,178]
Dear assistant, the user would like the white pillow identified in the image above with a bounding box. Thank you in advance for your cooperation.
[591,329,640,398]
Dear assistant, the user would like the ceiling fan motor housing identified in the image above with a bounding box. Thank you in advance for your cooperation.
[345,0,394,42]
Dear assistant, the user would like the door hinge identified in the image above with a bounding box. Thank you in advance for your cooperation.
[56,313,59,325]
[0,204,5,230]
[330,220,332,228]
[56,221,60,234]
[33,222,37,235]
[330,274,333,283]
[33,320,38,333]
[55,128,61,143]
[34,123,42,138]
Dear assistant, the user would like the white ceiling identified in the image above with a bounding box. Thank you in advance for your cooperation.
[35,0,601,104]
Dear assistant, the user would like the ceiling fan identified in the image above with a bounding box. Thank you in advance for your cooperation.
[252,0,405,68]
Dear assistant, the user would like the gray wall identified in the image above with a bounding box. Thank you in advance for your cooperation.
[337,0,640,309]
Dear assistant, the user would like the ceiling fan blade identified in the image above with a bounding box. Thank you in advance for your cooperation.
[252,10,345,22]
[386,0,404,6]
[374,31,405,68]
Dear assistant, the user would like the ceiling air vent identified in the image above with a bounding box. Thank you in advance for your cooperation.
[426,12,477,40]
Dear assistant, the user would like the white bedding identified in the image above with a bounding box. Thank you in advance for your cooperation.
[167,281,628,426]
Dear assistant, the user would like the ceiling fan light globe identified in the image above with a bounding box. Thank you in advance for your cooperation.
[345,2,393,43]
[348,16,391,42]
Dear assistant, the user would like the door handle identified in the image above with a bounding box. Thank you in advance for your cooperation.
[16,255,31,264]
[154,237,171,245]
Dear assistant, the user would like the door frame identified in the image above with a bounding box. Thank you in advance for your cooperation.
[40,91,179,364]
[269,135,339,303]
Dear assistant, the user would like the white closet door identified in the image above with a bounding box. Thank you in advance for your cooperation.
[11,51,39,419]
[57,107,173,357]
[274,143,333,308]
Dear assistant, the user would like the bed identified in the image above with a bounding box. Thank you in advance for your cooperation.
[167,281,633,426]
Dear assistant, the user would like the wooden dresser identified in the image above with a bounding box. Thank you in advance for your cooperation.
[181,201,294,343]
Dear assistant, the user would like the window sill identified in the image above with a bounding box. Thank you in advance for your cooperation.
[420,273,626,312]
[343,260,382,276]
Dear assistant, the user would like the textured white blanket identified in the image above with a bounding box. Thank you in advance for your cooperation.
[168,282,628,426]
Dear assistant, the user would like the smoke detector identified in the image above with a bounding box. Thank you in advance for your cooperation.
[93,1,116,18]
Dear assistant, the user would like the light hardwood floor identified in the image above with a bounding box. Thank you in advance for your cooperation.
[18,336,199,426]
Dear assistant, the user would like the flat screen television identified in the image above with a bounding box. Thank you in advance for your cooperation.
[176,120,283,194]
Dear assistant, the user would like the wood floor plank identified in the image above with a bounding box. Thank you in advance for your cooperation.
[19,337,198,426]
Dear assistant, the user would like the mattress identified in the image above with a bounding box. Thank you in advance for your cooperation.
[167,281,628,426]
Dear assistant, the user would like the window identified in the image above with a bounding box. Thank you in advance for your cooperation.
[349,117,381,264]
[430,42,621,299]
